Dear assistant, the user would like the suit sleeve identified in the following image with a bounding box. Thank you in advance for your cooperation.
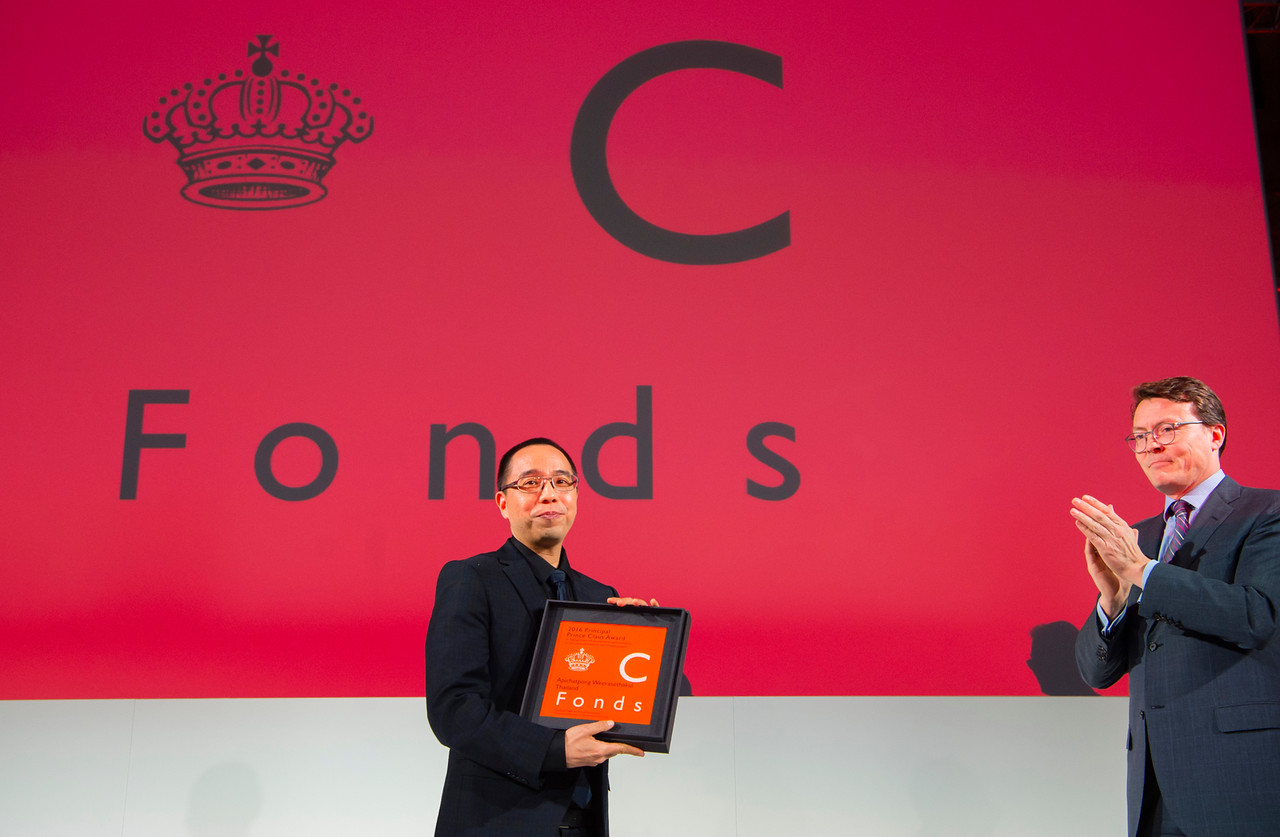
[1075,599,1137,689]
[425,559,558,789]
[1140,505,1280,651]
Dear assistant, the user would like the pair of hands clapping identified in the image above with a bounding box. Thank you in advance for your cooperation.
[1070,495,1152,618]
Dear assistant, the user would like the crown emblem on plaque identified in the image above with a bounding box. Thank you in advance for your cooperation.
[143,36,373,209]
[564,648,597,672]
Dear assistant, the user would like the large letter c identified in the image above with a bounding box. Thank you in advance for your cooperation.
[619,652,651,683]
[571,40,788,265]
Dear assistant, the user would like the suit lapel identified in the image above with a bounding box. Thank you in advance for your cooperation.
[497,538,550,617]
[1174,475,1240,572]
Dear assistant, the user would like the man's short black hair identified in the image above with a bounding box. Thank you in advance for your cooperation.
[495,438,578,491]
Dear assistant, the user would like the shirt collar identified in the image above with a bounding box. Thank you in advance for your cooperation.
[507,536,570,586]
[1163,468,1226,516]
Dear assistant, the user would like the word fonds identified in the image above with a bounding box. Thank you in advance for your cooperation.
[119,386,799,502]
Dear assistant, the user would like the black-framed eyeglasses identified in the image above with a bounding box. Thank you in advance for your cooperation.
[499,474,579,494]
[1125,421,1205,453]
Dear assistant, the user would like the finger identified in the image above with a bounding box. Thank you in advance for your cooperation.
[608,742,645,758]
[1082,495,1129,526]
[576,719,614,736]
[609,597,654,607]
[1078,510,1121,542]
[1072,512,1106,538]
[649,598,659,607]
[1077,498,1122,530]
[1079,495,1111,512]
[1070,501,1108,527]
[1072,496,1100,514]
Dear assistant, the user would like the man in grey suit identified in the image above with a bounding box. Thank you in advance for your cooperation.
[425,437,655,837]
[1073,377,1280,837]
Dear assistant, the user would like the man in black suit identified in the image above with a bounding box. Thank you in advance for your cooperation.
[1073,377,1280,837]
[425,437,654,837]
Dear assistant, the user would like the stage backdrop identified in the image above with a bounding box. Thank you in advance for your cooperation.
[2,0,1277,698]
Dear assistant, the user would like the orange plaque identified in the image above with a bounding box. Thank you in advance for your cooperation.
[521,602,691,753]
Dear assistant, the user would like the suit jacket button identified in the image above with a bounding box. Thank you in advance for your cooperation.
[1148,641,1158,651]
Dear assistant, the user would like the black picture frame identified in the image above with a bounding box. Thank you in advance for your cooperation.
[520,601,691,753]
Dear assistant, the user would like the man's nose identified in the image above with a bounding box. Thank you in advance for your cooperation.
[537,479,559,499]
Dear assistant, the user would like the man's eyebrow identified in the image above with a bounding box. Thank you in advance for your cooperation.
[514,468,574,477]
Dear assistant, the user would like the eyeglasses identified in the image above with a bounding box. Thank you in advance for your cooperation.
[1125,421,1205,453]
[499,474,580,494]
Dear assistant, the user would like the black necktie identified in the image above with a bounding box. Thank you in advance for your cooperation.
[548,567,591,810]
[549,569,568,600]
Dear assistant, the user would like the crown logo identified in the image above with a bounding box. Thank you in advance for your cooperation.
[144,36,373,209]
[564,648,597,672]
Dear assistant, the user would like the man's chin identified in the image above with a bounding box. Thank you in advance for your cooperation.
[1145,474,1186,496]
[528,523,571,543]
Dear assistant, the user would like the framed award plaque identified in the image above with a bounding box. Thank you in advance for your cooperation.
[520,601,691,753]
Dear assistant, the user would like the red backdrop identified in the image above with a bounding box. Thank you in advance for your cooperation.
[2,0,1277,697]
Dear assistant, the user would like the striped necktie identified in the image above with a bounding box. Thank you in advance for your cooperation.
[1160,500,1193,564]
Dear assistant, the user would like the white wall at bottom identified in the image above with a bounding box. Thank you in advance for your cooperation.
[0,696,1127,836]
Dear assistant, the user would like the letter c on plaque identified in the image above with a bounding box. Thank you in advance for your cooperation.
[619,652,651,683]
